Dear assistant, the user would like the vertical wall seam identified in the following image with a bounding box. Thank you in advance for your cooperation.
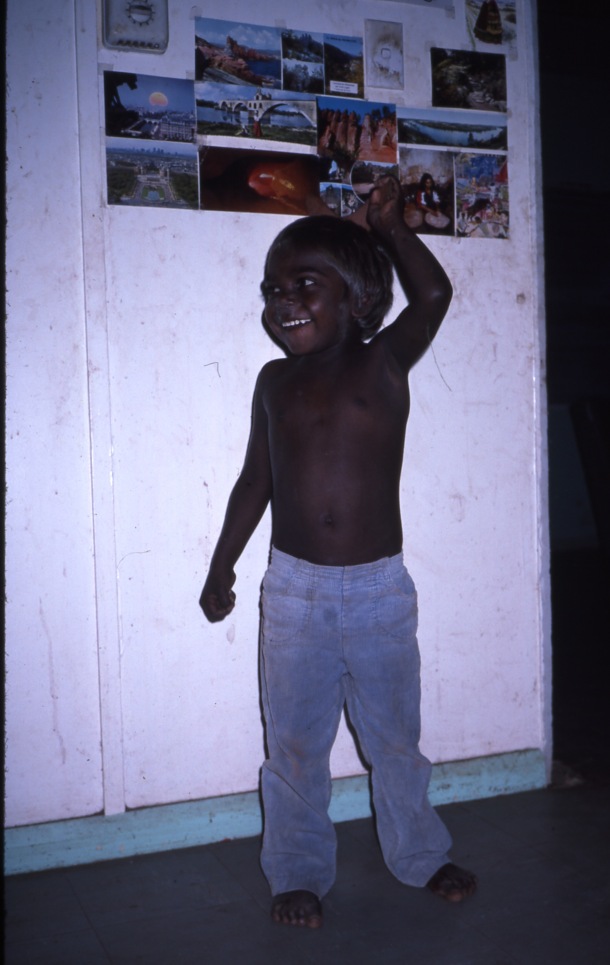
[73,0,126,815]
[524,0,553,778]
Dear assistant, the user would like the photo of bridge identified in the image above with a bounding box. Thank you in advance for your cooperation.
[196,82,317,146]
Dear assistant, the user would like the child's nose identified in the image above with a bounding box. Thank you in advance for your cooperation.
[277,288,296,304]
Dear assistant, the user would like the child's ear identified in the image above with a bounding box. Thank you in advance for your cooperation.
[350,291,373,319]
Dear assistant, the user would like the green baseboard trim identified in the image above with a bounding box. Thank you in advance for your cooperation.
[4,749,546,876]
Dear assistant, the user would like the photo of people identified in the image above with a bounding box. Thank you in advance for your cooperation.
[195,18,282,89]
[196,83,317,146]
[399,147,455,235]
[431,47,507,112]
[104,72,195,143]
[455,152,509,238]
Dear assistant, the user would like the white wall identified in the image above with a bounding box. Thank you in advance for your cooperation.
[5,0,104,825]
[5,0,550,829]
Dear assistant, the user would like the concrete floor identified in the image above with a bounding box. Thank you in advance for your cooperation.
[5,782,610,964]
[5,549,610,964]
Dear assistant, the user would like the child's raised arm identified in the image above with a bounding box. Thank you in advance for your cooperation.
[200,366,274,623]
[365,175,453,372]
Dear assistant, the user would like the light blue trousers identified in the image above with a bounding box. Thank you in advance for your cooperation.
[259,548,452,898]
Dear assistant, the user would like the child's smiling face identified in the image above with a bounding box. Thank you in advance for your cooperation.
[261,245,360,356]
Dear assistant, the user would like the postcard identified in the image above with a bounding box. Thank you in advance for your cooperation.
[317,96,397,167]
[431,48,507,112]
[398,106,507,152]
[364,20,404,90]
[383,0,454,8]
[196,82,317,147]
[318,180,343,215]
[454,152,509,238]
[104,72,195,143]
[466,0,517,50]
[281,29,325,94]
[199,146,320,215]
[106,138,199,209]
[364,20,405,90]
[323,34,364,98]
[319,180,371,218]
[195,18,282,89]
[398,146,455,236]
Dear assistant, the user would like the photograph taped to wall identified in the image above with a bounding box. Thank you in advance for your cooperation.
[398,106,507,152]
[318,96,397,167]
[196,82,317,147]
[352,160,400,204]
[199,146,320,214]
[455,152,509,238]
[281,29,325,94]
[104,72,195,143]
[466,0,517,51]
[195,81,317,147]
[364,20,404,90]
[431,48,507,112]
[324,34,364,98]
[399,146,455,236]
[382,0,454,9]
[106,138,199,209]
[319,158,399,218]
[195,18,282,88]
[319,179,361,218]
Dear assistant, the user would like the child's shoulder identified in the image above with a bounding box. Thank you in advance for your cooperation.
[256,356,293,393]
[260,355,297,379]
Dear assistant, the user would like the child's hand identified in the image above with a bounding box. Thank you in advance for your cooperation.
[200,571,236,623]
[366,175,405,237]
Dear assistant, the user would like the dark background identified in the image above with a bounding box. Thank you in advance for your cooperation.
[537,1,609,783]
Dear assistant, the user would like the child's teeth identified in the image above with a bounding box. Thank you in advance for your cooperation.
[283,318,311,328]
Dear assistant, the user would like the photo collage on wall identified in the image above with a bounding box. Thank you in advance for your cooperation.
[104,1,515,239]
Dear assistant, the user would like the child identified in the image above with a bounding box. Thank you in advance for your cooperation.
[200,175,476,928]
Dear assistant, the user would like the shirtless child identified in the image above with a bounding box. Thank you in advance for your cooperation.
[200,175,477,928]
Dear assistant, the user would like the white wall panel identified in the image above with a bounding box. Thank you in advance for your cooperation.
[5,0,550,826]
[5,0,103,825]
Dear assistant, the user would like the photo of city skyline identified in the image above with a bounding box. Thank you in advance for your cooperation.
[104,72,196,143]
[106,138,199,209]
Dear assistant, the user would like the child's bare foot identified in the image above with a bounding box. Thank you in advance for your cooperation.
[271,890,323,928]
[426,862,477,902]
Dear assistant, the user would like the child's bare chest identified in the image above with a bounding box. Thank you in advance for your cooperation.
[266,347,408,441]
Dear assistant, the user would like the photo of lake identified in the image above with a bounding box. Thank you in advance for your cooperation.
[398,106,507,151]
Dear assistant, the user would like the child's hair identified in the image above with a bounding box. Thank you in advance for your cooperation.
[264,216,394,338]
